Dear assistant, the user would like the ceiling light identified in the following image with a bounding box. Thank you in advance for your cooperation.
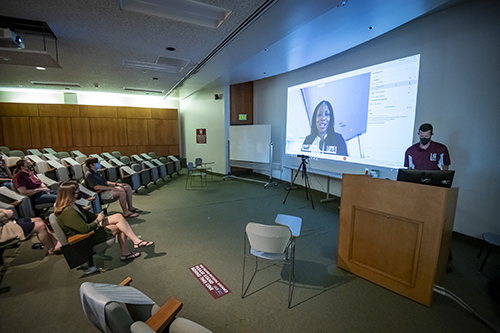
[36,66,46,70]
[119,0,232,29]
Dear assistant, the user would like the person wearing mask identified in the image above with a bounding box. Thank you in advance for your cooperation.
[54,182,153,261]
[84,157,141,218]
[12,158,57,206]
[404,123,451,170]
[301,100,348,155]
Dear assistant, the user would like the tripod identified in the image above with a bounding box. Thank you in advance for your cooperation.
[283,155,314,209]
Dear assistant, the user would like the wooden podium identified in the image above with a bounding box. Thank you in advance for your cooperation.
[337,174,459,306]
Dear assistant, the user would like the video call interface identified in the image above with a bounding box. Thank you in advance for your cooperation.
[285,54,421,169]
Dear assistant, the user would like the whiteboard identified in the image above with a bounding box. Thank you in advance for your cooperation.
[230,125,271,163]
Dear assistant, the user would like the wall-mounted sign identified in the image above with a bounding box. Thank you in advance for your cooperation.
[238,114,247,121]
[196,128,206,144]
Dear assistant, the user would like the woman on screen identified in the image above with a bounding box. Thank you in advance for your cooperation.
[301,100,347,155]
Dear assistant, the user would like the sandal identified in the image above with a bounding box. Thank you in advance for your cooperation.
[123,212,139,218]
[131,208,143,213]
[120,252,141,261]
[134,240,154,249]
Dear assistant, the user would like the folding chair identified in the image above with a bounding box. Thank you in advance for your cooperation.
[168,155,182,174]
[80,277,212,333]
[131,155,159,184]
[49,213,117,274]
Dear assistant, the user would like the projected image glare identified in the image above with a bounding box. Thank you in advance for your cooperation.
[285,54,420,168]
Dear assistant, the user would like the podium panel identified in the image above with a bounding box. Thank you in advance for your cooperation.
[337,174,458,306]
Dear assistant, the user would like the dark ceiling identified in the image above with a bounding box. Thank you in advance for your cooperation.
[0,0,464,100]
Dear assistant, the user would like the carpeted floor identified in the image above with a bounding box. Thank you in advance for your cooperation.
[0,171,499,332]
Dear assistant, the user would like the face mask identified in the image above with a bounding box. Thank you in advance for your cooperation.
[27,163,36,172]
[76,191,83,200]
[420,137,430,146]
[95,162,102,170]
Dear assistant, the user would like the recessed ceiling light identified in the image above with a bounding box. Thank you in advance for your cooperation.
[36,66,46,70]
[166,47,176,51]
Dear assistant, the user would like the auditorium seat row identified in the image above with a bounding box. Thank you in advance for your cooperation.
[0,147,183,220]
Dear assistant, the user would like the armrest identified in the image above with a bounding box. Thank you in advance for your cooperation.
[68,230,95,245]
[119,277,133,286]
[145,297,183,332]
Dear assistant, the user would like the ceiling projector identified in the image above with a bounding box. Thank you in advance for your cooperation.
[0,28,25,49]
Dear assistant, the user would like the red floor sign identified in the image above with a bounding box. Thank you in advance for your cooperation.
[189,263,231,299]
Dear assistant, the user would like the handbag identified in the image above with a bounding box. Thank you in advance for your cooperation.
[0,220,26,243]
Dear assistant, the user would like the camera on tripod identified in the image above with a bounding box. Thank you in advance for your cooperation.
[283,154,314,209]
[297,154,310,164]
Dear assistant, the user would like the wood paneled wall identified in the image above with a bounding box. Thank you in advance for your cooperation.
[0,103,179,157]
[230,82,254,125]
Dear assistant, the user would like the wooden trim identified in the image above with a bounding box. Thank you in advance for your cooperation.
[68,230,95,245]
[145,297,183,332]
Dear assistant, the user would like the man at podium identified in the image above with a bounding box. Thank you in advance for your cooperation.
[404,123,451,170]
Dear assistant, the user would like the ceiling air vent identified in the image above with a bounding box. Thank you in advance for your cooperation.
[123,87,164,94]
[30,81,81,87]
[122,56,189,73]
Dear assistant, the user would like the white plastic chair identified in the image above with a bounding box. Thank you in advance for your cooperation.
[242,222,296,308]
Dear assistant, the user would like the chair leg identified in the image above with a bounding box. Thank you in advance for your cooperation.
[479,247,492,273]
[241,235,259,298]
[288,242,296,309]
[477,241,486,260]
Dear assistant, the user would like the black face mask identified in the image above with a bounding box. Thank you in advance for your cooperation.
[76,192,83,200]
[27,163,36,172]
[420,137,431,146]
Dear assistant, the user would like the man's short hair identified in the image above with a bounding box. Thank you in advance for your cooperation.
[84,157,99,168]
[419,123,433,134]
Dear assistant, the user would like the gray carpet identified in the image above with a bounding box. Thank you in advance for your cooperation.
[1,172,499,332]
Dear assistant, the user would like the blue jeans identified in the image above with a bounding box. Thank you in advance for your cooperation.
[31,190,57,206]
[0,181,13,190]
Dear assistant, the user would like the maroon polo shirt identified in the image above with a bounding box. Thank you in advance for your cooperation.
[404,141,451,170]
[13,171,43,190]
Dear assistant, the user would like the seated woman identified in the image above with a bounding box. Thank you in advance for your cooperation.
[54,182,153,261]
[12,158,57,206]
[0,208,61,255]
[302,100,348,156]
[84,157,141,218]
